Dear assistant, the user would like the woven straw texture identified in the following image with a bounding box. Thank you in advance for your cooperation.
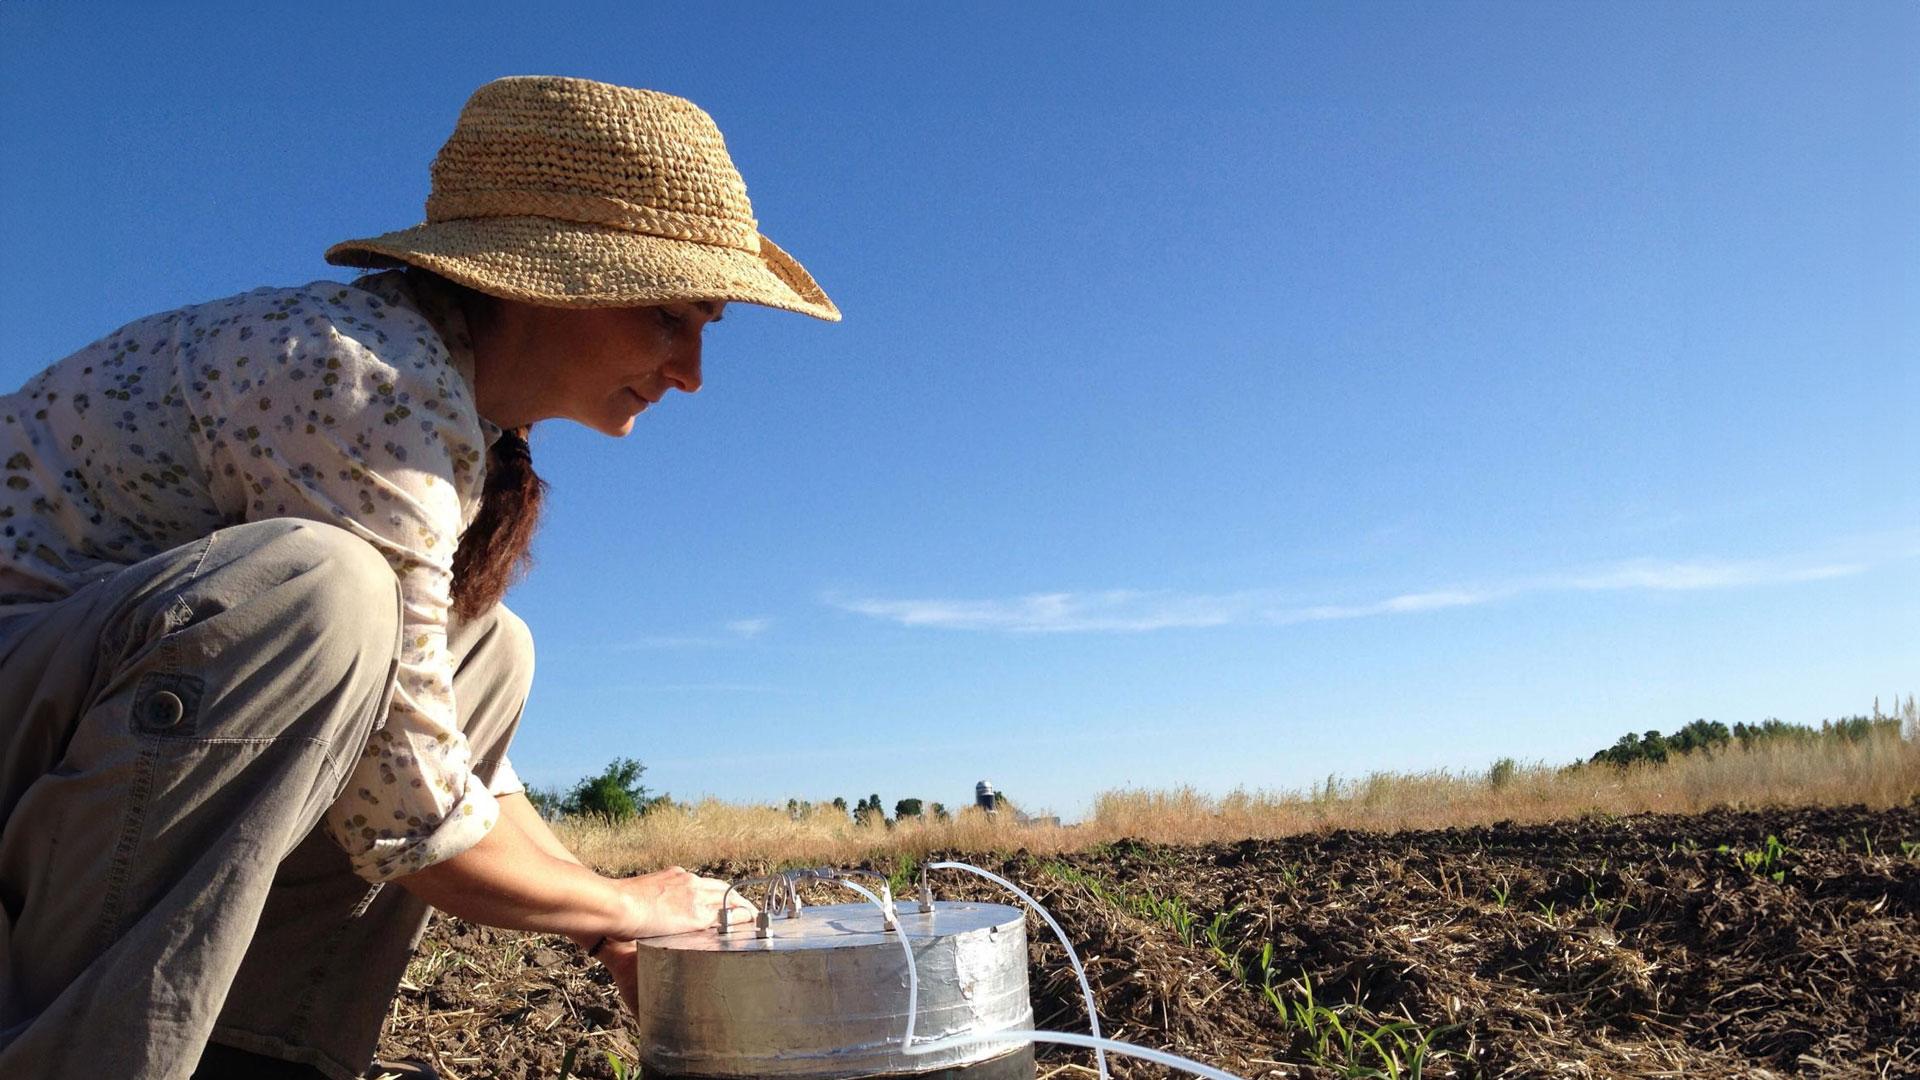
[327,76,838,321]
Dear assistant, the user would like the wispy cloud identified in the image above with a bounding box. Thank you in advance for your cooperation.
[725,617,773,639]
[617,615,776,649]
[1279,587,1511,625]
[606,682,809,695]
[835,590,1248,633]
[830,554,1871,634]
[1556,558,1863,592]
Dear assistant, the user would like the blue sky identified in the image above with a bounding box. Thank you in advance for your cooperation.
[3,2,1914,818]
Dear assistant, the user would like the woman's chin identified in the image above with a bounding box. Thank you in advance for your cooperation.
[595,391,645,435]
[580,410,636,437]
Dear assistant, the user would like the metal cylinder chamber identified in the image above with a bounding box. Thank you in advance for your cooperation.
[628,900,1035,1079]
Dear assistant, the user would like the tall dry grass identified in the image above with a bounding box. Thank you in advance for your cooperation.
[555,800,1079,874]
[555,727,1920,873]
[1092,725,1919,842]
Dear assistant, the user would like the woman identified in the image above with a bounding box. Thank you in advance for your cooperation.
[0,76,837,1079]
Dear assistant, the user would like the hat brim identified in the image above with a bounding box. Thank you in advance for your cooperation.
[324,217,840,322]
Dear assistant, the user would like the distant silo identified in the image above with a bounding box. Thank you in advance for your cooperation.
[975,780,998,813]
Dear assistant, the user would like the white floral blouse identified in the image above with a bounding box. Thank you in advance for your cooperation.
[0,270,520,882]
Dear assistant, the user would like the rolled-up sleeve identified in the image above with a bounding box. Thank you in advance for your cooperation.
[482,756,526,798]
[193,284,498,882]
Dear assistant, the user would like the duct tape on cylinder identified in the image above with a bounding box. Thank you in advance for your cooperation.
[629,899,1035,1078]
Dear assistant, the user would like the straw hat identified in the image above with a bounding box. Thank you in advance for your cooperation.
[326,76,838,321]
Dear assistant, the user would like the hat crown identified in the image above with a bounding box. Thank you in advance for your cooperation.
[424,76,760,252]
[324,75,839,321]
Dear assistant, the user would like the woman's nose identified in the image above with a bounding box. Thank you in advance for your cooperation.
[664,339,703,394]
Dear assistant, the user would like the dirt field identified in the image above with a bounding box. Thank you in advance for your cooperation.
[379,803,1920,1079]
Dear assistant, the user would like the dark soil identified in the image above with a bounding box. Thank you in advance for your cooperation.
[377,804,1920,1079]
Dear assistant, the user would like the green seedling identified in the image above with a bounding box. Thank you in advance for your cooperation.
[1043,861,1198,946]
[1050,862,1452,1076]
[1739,835,1791,883]
[1266,971,1452,1079]
[1131,891,1198,946]
[1200,908,1244,980]
[1202,908,1236,953]
[1717,835,1791,882]
[1255,941,1277,988]
[886,854,919,899]
[1582,875,1614,916]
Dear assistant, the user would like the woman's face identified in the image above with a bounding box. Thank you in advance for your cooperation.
[472,298,727,434]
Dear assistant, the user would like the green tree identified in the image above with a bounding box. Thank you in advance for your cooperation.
[1670,719,1731,755]
[1487,757,1517,789]
[564,757,655,822]
[894,798,924,819]
[1638,730,1670,763]
[524,785,568,820]
[929,801,950,822]
[1591,731,1644,767]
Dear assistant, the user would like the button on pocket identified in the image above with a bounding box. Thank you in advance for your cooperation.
[147,691,186,729]
[133,673,204,736]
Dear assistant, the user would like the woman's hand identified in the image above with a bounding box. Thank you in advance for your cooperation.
[613,866,756,940]
[596,868,753,1017]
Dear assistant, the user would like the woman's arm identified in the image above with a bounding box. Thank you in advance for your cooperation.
[493,792,602,950]
[395,812,746,943]
[496,791,583,868]
[491,793,648,1011]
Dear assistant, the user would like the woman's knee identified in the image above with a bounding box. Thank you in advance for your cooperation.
[459,603,535,691]
[205,518,403,671]
[451,604,534,764]
[495,604,535,674]
[274,518,397,599]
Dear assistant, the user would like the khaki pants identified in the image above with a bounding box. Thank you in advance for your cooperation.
[0,519,533,1080]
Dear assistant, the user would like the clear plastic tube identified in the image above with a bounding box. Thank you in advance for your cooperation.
[832,878,920,1047]
[908,1029,1248,1080]
[926,861,1111,1080]
[834,865,1249,1080]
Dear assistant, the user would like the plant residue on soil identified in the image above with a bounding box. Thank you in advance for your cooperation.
[379,803,1920,1079]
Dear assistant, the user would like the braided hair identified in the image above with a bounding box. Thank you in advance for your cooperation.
[451,424,546,619]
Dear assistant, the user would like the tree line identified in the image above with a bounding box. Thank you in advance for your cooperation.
[525,758,974,826]
[1585,698,1912,769]
[792,795,953,826]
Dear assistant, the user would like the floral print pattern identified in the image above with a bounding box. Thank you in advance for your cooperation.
[0,270,517,882]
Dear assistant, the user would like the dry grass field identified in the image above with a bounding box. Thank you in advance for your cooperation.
[554,723,1920,872]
